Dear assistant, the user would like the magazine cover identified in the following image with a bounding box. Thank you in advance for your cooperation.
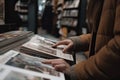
[0,50,65,80]
[20,35,74,62]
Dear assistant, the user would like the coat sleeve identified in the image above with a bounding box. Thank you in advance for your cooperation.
[69,1,120,80]
[69,33,92,52]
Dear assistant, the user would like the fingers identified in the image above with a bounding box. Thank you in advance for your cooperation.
[43,59,64,65]
[42,59,63,65]
[63,43,73,53]
[63,46,69,53]
[52,60,70,72]
[54,64,67,72]
[42,59,53,64]
[42,59,70,72]
[52,40,67,48]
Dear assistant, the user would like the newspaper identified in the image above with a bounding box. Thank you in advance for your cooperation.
[0,50,65,80]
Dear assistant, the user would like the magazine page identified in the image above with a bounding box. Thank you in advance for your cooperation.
[0,64,65,80]
[0,50,65,80]
[21,35,73,61]
[30,35,57,45]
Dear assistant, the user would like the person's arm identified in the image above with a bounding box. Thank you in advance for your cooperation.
[67,1,120,80]
[52,33,91,53]
[69,33,91,52]
[69,35,120,80]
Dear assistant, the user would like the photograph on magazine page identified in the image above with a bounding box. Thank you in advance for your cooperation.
[5,53,60,77]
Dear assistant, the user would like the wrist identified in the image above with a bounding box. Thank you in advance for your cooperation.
[64,65,79,80]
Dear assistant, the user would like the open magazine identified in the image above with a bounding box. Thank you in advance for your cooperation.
[0,50,65,80]
[20,35,74,63]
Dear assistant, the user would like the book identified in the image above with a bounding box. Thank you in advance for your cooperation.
[63,0,80,9]
[20,35,74,63]
[0,50,65,80]
[62,10,78,17]
[61,18,78,27]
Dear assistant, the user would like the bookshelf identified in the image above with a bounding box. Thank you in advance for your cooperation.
[58,0,88,39]
[60,0,81,38]
[56,0,64,29]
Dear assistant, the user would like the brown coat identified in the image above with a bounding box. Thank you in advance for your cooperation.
[70,0,120,80]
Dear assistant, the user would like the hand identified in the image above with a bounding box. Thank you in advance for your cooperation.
[42,59,70,73]
[52,39,74,53]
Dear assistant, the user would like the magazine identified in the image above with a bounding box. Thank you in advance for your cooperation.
[0,50,65,80]
[0,30,34,48]
[0,31,34,55]
[0,64,65,80]
[20,35,74,62]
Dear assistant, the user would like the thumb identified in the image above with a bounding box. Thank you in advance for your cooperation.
[52,41,66,48]
[63,43,73,53]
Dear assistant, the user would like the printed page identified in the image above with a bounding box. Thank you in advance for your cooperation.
[21,35,73,61]
[0,50,65,80]
[0,64,65,80]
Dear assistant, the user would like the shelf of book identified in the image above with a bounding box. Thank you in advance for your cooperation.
[59,0,81,38]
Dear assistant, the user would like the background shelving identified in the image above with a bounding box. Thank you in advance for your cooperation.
[57,0,88,39]
[59,0,81,38]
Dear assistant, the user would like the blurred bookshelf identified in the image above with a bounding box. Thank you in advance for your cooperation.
[57,0,88,39]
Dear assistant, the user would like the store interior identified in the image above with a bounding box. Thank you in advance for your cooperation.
[0,0,87,78]
[0,0,88,37]
[1,0,120,80]
[0,0,88,65]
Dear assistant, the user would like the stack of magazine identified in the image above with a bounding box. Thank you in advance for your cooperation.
[0,34,75,80]
[0,50,65,80]
[0,31,34,54]
[20,35,74,64]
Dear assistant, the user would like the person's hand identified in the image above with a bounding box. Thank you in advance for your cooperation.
[42,59,70,73]
[52,39,74,53]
